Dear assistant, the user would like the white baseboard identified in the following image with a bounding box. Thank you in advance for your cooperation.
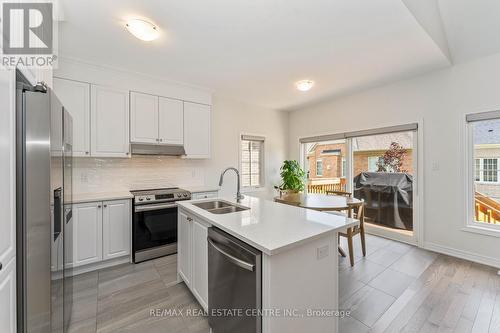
[69,256,131,276]
[424,241,500,269]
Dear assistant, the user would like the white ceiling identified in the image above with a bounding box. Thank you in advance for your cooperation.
[57,0,497,110]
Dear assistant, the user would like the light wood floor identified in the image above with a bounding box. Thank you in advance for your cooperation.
[68,235,500,333]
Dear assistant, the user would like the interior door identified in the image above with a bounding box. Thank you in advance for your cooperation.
[130,92,159,144]
[159,97,183,145]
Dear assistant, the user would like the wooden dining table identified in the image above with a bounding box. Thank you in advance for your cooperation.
[274,193,363,257]
[274,193,363,217]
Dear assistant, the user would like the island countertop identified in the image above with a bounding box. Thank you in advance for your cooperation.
[177,195,358,256]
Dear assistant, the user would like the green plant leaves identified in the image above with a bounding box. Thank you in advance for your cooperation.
[279,160,306,192]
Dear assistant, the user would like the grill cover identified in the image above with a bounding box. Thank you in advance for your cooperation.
[353,172,413,230]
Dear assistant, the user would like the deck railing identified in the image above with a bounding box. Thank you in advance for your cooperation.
[307,178,347,194]
[475,191,500,224]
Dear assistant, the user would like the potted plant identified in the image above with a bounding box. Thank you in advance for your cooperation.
[279,160,305,201]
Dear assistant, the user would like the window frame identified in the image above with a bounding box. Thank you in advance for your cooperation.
[474,158,500,184]
[239,134,265,189]
[316,159,323,177]
[367,156,381,172]
[464,114,500,235]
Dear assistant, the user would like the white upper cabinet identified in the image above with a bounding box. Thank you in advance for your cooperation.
[159,97,184,145]
[184,102,211,158]
[130,92,159,144]
[53,78,91,156]
[91,85,130,157]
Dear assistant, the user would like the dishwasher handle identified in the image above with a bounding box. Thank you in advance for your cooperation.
[208,238,255,272]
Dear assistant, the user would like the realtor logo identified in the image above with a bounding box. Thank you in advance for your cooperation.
[1,1,56,68]
[2,2,53,54]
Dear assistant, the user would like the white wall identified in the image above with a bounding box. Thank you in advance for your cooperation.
[289,52,500,267]
[55,59,288,197]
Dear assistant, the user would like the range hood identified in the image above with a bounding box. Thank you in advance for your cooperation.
[131,143,185,156]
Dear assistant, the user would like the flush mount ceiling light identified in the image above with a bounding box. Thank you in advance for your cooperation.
[296,80,314,92]
[125,19,159,41]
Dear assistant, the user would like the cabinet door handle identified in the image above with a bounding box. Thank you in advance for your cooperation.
[187,217,193,222]
[85,151,89,155]
[103,204,107,208]
[0,262,2,271]
[159,139,163,142]
[97,205,102,208]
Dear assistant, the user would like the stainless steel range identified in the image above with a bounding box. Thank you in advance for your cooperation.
[131,187,191,263]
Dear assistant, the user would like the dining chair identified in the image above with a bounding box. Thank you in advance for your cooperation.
[328,201,366,267]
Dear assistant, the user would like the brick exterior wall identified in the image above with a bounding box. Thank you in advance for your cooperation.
[307,143,346,178]
[307,144,413,179]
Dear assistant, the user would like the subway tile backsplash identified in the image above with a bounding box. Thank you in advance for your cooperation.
[72,156,205,194]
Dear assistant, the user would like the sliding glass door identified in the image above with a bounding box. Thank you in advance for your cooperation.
[300,125,418,244]
[350,131,416,243]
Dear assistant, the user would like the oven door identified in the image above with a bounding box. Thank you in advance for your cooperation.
[133,202,178,263]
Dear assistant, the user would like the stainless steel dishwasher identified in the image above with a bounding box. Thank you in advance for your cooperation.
[208,227,262,333]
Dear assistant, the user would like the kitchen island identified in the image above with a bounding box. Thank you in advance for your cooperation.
[177,195,358,333]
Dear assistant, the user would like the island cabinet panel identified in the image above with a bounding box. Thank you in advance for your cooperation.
[91,85,130,157]
[178,211,192,287]
[178,209,209,311]
[53,77,91,156]
[159,97,184,145]
[192,219,209,310]
[130,92,159,144]
[261,233,338,333]
[183,102,211,158]
[71,202,103,266]
[102,199,131,260]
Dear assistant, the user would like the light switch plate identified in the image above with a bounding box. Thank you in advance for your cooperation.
[317,245,329,260]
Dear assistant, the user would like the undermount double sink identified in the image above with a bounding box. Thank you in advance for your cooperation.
[192,200,249,214]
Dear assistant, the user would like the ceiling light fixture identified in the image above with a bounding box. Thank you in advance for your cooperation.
[125,19,159,41]
[296,80,314,92]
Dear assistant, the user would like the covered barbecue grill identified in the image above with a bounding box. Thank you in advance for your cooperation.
[353,172,413,230]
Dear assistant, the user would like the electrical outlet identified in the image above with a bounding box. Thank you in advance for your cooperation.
[317,245,329,260]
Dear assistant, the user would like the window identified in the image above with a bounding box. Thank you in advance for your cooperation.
[316,159,323,176]
[321,149,341,155]
[475,158,499,183]
[466,113,500,227]
[367,156,380,172]
[240,135,264,188]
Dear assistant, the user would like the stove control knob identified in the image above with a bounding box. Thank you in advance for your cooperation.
[138,198,144,201]
[146,197,151,201]
[183,193,188,197]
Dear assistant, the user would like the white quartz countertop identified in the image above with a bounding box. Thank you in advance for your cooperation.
[177,195,358,256]
[71,191,133,204]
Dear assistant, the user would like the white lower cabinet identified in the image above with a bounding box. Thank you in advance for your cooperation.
[102,200,131,260]
[178,211,192,287]
[71,199,130,269]
[178,209,209,310]
[191,219,209,309]
[71,202,103,266]
[0,258,16,333]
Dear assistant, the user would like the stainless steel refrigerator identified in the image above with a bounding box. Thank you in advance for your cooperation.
[16,70,73,333]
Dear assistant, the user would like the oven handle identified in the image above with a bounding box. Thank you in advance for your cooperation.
[135,202,178,212]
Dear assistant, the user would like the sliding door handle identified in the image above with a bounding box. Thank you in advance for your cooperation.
[208,238,254,272]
